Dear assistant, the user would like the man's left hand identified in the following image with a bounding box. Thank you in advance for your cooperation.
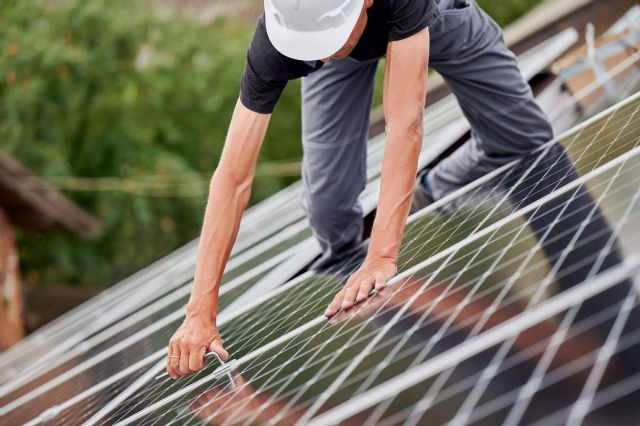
[324,256,397,317]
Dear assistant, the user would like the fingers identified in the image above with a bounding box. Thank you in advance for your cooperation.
[325,289,345,317]
[342,282,360,310]
[325,277,376,317]
[189,345,207,372]
[375,272,388,291]
[357,275,377,302]
[209,337,230,361]
[345,274,378,308]
[179,343,191,375]
[167,340,180,379]
[166,318,229,380]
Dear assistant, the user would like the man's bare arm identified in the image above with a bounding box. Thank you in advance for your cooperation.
[167,99,270,378]
[325,28,429,316]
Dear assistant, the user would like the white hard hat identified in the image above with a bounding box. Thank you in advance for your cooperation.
[264,0,364,61]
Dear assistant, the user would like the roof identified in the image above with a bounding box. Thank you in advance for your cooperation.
[0,152,102,237]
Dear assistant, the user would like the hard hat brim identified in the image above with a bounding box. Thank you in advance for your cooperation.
[264,0,364,61]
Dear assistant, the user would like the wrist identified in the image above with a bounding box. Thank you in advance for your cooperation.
[186,285,218,322]
[367,238,399,264]
[185,303,217,324]
[368,224,402,261]
[365,249,398,265]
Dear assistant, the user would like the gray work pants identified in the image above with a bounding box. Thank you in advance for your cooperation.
[301,0,554,261]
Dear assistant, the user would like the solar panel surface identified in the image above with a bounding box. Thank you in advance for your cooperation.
[58,92,640,425]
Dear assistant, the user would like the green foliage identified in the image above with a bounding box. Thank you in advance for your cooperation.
[478,0,544,27]
[1,0,301,287]
[1,0,542,289]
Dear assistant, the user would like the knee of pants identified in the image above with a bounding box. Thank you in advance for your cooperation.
[479,105,554,157]
[302,191,364,229]
[300,135,368,236]
[302,195,364,253]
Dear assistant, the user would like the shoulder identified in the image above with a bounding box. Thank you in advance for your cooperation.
[383,0,438,42]
[240,15,322,114]
[246,16,281,73]
[246,15,319,83]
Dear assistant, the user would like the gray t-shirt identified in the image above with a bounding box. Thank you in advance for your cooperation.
[240,0,438,114]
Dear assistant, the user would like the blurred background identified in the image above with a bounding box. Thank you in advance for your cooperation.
[0,0,544,345]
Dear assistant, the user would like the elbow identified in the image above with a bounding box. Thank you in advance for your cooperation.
[211,166,253,207]
[388,113,424,149]
[406,115,424,143]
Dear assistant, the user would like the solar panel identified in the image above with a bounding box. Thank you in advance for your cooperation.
[13,86,631,425]
[4,27,639,426]
[71,91,640,426]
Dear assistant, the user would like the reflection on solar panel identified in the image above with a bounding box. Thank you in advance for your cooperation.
[2,32,640,426]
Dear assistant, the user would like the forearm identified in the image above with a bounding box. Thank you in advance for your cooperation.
[369,28,429,262]
[368,122,422,261]
[186,99,270,321]
[186,173,250,319]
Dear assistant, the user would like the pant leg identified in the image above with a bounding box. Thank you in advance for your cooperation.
[426,0,554,200]
[301,57,378,261]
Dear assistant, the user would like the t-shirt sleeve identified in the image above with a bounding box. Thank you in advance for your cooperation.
[240,16,317,114]
[387,0,435,42]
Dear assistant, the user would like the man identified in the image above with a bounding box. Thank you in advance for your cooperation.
[166,0,554,378]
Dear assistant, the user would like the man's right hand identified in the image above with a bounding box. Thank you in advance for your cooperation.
[166,314,229,379]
